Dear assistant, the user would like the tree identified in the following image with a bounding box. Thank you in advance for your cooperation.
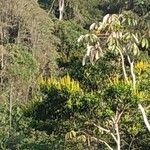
[76,11,150,149]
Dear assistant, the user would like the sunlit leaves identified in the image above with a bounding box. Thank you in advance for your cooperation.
[77,35,85,43]
[65,131,87,144]
[141,38,149,49]
[82,43,103,66]
[103,14,110,24]
[39,75,82,93]
[78,34,99,44]
[89,23,98,31]
[135,60,150,74]
[65,130,76,141]
[78,12,149,68]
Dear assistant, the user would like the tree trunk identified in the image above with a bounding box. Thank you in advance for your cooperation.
[116,123,121,150]
[58,0,64,20]
[127,55,136,89]
[139,104,150,132]
[118,48,128,82]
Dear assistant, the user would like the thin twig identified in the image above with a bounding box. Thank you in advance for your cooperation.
[48,0,56,15]
[128,136,134,150]
[93,123,110,133]
[98,139,113,150]
[93,122,118,144]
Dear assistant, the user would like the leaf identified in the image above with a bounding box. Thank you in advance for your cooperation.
[65,131,76,140]
[133,47,138,56]
[86,45,94,56]
[77,35,84,43]
[145,39,149,49]
[128,18,131,25]
[132,19,138,26]
[141,38,149,48]
[95,51,99,60]
[132,34,139,44]
[141,38,145,48]
[98,22,103,31]
[111,14,119,22]
[103,14,110,24]
[125,33,131,40]
[77,135,86,142]
[89,50,95,65]
[111,44,116,51]
[70,130,76,138]
[112,32,117,38]
[67,99,72,109]
[82,55,87,66]
[84,34,90,42]
[65,132,71,140]
[130,43,139,55]
[89,23,97,30]
[91,34,98,41]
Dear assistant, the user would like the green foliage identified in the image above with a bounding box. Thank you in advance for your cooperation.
[8,45,39,81]
[38,0,103,26]
[0,0,150,149]
[24,76,82,131]
[55,20,87,54]
[0,101,65,150]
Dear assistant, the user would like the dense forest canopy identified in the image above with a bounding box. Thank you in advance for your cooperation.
[0,0,150,149]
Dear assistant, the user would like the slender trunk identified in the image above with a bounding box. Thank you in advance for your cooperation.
[116,123,121,150]
[130,61,136,89]
[138,104,150,132]
[0,21,4,86]
[48,0,56,15]
[17,23,21,44]
[0,50,4,86]
[1,52,4,69]
[58,0,64,20]
[113,109,124,150]
[118,49,128,81]
[9,83,13,134]
[127,55,136,89]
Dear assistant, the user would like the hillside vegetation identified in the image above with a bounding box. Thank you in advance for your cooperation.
[0,0,150,149]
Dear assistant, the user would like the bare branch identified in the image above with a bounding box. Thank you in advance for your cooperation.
[98,139,113,150]
[138,104,150,132]
[128,136,134,150]
[93,123,110,133]
[116,108,126,124]
[48,0,56,15]
[115,123,121,150]
[93,122,118,144]
[110,133,118,144]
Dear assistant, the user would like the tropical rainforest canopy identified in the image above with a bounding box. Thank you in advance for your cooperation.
[0,0,150,149]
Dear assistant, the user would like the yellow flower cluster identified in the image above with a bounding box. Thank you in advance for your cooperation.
[39,75,82,93]
[133,89,148,100]
[135,61,150,74]
[108,75,132,86]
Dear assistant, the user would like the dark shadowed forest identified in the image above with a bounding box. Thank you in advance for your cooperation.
[0,0,150,149]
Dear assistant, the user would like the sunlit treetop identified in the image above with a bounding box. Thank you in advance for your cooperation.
[78,11,149,65]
